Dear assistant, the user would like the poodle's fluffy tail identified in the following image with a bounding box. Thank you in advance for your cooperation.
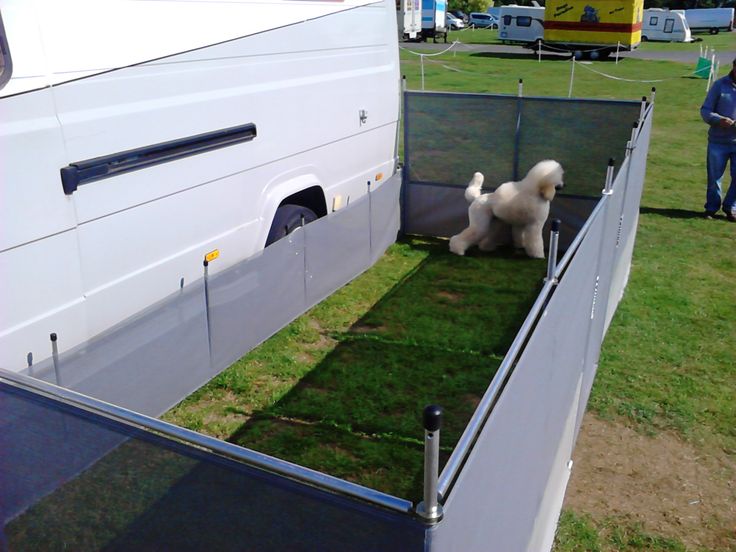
[464,172,484,203]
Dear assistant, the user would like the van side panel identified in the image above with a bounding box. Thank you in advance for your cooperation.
[0,0,400,370]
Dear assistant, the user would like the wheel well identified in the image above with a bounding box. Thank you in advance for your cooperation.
[278,186,327,218]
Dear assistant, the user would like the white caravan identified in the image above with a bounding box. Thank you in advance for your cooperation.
[397,0,422,40]
[498,5,545,45]
[0,0,401,372]
[642,9,692,42]
[682,7,734,34]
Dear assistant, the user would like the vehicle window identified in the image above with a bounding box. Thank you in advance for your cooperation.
[649,16,658,25]
[664,18,674,32]
[503,14,512,25]
[0,12,11,90]
[517,16,532,27]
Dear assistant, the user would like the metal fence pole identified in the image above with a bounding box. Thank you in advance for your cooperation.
[518,78,523,97]
[650,86,656,104]
[545,219,561,283]
[568,58,575,98]
[639,96,647,123]
[203,260,213,366]
[603,157,615,195]
[50,333,62,386]
[417,404,443,523]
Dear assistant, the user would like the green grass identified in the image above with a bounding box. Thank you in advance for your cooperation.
[165,238,545,500]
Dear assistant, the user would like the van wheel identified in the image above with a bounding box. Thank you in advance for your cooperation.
[641,35,648,41]
[266,204,317,246]
[709,27,719,34]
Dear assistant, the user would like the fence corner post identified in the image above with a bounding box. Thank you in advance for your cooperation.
[416,404,444,523]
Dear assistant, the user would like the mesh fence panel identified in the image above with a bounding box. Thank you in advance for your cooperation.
[517,98,641,197]
[430,204,606,552]
[20,175,401,418]
[405,92,519,187]
[0,380,425,551]
[26,282,211,418]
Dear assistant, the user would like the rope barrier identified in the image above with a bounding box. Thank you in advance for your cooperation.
[572,58,705,83]
[399,41,461,57]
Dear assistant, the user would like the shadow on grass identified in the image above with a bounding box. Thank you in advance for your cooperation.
[222,238,545,501]
[639,206,706,219]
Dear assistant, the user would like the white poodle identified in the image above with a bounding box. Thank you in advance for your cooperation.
[449,160,564,259]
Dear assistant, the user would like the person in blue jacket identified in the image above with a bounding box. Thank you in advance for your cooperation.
[700,57,736,222]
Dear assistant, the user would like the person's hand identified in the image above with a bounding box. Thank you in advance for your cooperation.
[717,117,735,128]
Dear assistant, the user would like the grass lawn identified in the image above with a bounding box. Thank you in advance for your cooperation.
[166,46,735,550]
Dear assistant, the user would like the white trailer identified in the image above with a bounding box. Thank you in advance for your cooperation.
[420,0,448,42]
[0,0,401,373]
[642,9,692,42]
[498,5,545,45]
[397,0,422,40]
[682,7,734,34]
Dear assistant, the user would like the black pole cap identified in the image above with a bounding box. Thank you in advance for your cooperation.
[423,404,443,432]
[551,219,561,232]
[641,96,647,102]
[203,259,209,268]
[651,86,656,92]
[50,333,57,342]
[608,157,615,166]
[632,120,639,128]
[518,78,523,83]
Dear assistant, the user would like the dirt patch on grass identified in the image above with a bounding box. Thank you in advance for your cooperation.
[350,322,387,333]
[436,290,463,303]
[565,415,736,551]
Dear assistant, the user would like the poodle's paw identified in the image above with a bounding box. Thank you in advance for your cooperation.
[525,247,545,259]
[449,235,467,256]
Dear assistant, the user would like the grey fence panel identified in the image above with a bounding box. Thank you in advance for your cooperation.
[517,98,641,198]
[208,231,306,373]
[605,110,653,331]
[25,283,211,418]
[574,189,626,436]
[0,378,427,551]
[305,193,372,306]
[370,175,402,264]
[404,92,519,188]
[430,205,606,552]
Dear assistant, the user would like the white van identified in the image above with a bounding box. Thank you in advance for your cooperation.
[0,0,401,372]
[682,7,734,34]
[642,9,693,42]
[499,5,545,45]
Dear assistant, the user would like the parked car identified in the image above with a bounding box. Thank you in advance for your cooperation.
[446,13,465,29]
[469,12,498,28]
[449,9,469,23]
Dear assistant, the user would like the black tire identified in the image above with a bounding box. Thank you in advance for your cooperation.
[641,35,648,41]
[265,204,317,246]
[709,27,719,34]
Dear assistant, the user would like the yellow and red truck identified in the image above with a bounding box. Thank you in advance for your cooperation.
[542,0,643,58]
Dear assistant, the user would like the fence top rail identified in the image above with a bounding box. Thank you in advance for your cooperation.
[404,89,641,107]
[0,368,415,515]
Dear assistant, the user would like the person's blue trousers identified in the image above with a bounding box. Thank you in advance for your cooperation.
[706,141,736,215]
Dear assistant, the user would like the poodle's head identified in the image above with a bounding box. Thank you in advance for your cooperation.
[525,160,564,201]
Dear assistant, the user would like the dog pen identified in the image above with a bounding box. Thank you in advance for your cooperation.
[0,90,653,551]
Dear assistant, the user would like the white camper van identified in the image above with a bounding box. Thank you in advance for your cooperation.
[642,9,693,42]
[0,0,401,373]
[498,5,545,45]
[682,7,734,34]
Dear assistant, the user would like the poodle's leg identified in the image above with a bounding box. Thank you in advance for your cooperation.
[479,219,511,252]
[449,201,492,256]
[522,223,545,259]
[511,224,525,250]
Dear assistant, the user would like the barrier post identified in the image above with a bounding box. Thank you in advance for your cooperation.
[518,78,523,97]
[568,58,575,98]
[603,158,615,195]
[203,260,213,365]
[639,96,647,123]
[615,41,620,65]
[420,55,425,91]
[417,405,444,523]
[544,219,561,283]
[50,333,62,386]
[650,86,656,104]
